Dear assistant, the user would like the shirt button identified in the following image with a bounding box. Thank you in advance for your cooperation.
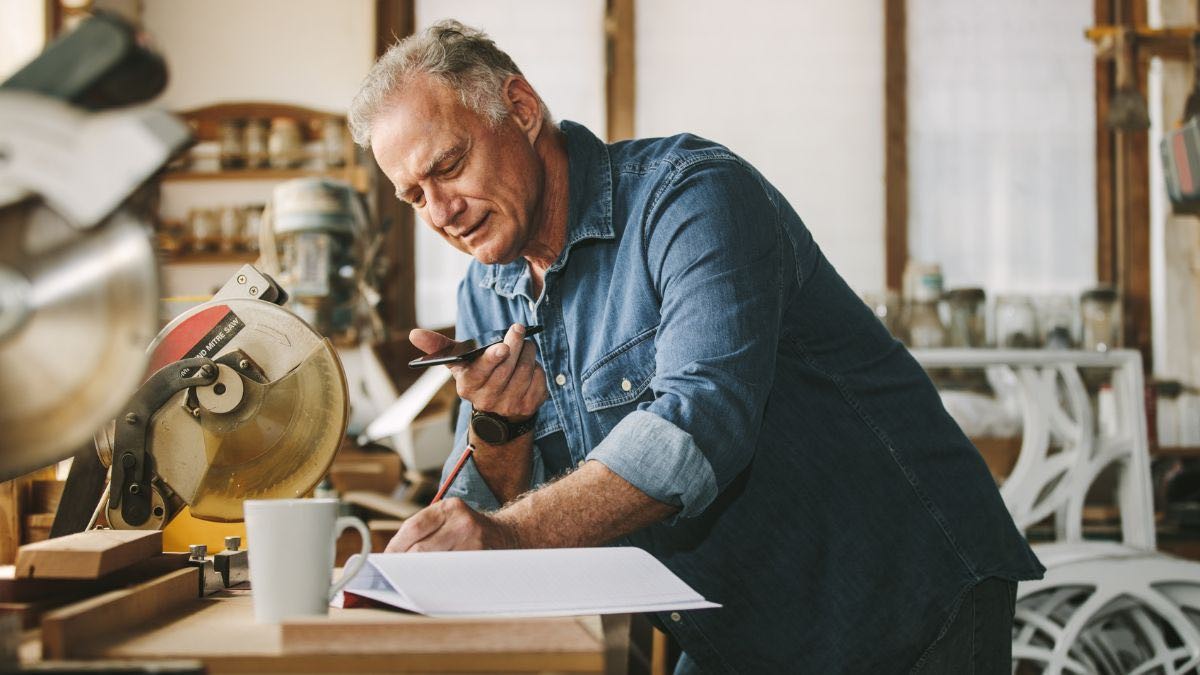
[670,612,682,622]
[555,373,567,386]
[620,378,632,392]
[528,301,536,313]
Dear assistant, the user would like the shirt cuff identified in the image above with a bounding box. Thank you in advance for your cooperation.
[587,410,718,521]
[442,442,547,512]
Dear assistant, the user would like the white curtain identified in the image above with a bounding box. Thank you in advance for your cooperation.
[636,0,886,292]
[908,0,1097,295]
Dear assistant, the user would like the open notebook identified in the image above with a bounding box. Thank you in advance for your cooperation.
[332,547,719,618]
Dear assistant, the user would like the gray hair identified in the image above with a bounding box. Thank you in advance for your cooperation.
[348,19,550,148]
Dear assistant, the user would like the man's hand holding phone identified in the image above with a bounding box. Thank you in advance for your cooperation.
[408,323,547,423]
[387,324,546,552]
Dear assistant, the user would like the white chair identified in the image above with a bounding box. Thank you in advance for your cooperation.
[913,349,1199,674]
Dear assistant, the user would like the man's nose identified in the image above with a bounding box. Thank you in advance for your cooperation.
[425,188,466,230]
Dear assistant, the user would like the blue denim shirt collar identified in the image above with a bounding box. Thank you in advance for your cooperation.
[478,120,614,301]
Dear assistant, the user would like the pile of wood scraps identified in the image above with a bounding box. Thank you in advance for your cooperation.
[0,465,66,564]
[0,531,193,632]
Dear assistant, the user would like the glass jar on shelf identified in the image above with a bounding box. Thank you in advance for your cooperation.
[242,204,264,253]
[904,263,946,349]
[994,294,1038,348]
[321,117,346,168]
[1080,286,1121,352]
[943,287,986,348]
[268,117,304,169]
[188,208,217,252]
[218,206,242,253]
[1037,294,1076,350]
[218,118,245,170]
[244,118,269,169]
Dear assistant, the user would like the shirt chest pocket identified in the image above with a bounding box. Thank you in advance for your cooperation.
[581,328,657,432]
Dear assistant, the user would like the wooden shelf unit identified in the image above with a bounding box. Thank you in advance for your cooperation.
[158,101,372,263]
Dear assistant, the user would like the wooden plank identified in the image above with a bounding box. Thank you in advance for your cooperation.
[30,479,64,515]
[329,449,402,494]
[1126,0,1153,368]
[86,591,608,673]
[342,491,421,520]
[884,0,908,292]
[0,597,77,630]
[0,552,188,603]
[16,529,161,580]
[41,567,198,660]
[282,614,604,658]
[0,479,21,566]
[605,0,636,142]
[24,513,54,544]
[1096,0,1116,286]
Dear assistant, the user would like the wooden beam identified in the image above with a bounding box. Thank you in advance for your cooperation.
[373,0,418,340]
[40,567,198,660]
[605,0,636,142]
[16,530,162,580]
[885,0,908,292]
[1107,0,1153,367]
[1096,0,1117,286]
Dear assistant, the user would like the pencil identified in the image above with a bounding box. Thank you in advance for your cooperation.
[431,443,475,504]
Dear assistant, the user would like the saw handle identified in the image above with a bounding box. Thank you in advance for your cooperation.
[108,356,218,527]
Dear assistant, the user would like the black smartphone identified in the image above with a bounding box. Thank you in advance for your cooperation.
[408,325,544,368]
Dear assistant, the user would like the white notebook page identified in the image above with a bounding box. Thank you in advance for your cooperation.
[337,547,719,618]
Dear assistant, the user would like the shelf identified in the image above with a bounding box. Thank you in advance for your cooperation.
[1153,446,1200,459]
[161,251,258,266]
[162,166,369,191]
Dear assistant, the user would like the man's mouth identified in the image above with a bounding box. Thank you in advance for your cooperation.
[456,214,489,241]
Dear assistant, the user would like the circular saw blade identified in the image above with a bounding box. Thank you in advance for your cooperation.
[0,202,159,480]
[144,297,348,522]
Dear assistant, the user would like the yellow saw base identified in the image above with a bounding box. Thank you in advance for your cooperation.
[162,506,248,554]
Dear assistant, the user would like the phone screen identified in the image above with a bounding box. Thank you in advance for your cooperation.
[408,325,543,368]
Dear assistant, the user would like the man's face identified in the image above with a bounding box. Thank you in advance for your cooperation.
[370,75,544,265]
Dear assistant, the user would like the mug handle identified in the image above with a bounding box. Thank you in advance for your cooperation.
[329,515,371,601]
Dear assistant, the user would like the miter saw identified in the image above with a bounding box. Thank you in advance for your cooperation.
[0,14,350,535]
[94,264,349,529]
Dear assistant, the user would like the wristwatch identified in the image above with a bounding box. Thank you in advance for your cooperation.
[469,408,536,445]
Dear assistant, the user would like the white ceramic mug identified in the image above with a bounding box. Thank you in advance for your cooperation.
[243,498,370,623]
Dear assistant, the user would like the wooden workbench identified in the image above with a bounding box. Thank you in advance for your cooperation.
[20,570,630,674]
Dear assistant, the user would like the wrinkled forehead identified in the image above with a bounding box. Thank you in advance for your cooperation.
[370,76,478,181]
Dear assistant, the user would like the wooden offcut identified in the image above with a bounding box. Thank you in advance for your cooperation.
[0,552,188,603]
[341,490,421,520]
[15,529,162,579]
[40,567,198,659]
[33,588,615,673]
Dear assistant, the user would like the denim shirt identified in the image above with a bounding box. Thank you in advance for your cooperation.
[441,120,1044,673]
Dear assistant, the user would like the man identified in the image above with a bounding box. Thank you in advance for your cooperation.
[349,20,1043,673]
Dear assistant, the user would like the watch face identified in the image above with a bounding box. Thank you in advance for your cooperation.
[471,413,507,445]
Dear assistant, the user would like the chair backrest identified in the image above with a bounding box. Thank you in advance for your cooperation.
[911,349,1155,551]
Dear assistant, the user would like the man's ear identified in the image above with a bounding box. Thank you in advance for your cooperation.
[503,76,544,144]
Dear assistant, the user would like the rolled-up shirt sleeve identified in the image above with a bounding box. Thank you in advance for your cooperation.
[588,158,785,520]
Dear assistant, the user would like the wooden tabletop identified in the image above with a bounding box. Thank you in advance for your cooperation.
[22,571,629,674]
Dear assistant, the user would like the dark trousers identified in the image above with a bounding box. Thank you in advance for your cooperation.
[910,576,1017,674]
